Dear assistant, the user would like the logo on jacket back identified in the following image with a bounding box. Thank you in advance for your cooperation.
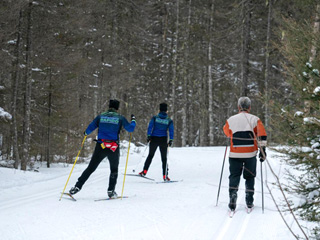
[100,116,119,125]
[155,118,169,125]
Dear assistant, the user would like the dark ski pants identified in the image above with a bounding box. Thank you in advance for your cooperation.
[228,156,257,199]
[143,137,168,176]
[76,143,119,192]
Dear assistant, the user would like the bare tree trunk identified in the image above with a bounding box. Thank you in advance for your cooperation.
[309,4,320,64]
[12,9,23,169]
[94,76,98,116]
[200,67,208,146]
[181,0,192,147]
[46,68,52,168]
[21,2,33,171]
[99,47,105,112]
[187,0,194,146]
[264,0,273,130]
[171,0,180,122]
[305,3,320,114]
[160,3,168,81]
[208,0,215,145]
[241,0,252,96]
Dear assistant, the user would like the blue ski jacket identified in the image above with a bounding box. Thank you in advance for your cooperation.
[147,112,174,140]
[85,110,136,141]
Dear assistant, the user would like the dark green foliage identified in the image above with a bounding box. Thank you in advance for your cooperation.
[272,2,320,237]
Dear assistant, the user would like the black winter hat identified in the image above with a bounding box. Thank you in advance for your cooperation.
[159,103,168,112]
[109,99,120,110]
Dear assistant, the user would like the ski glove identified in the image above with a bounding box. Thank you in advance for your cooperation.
[131,114,136,122]
[168,140,173,147]
[147,136,151,143]
[259,146,266,162]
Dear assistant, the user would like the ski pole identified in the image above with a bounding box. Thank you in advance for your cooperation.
[216,145,228,206]
[261,161,264,213]
[59,135,87,201]
[165,143,170,179]
[121,133,132,200]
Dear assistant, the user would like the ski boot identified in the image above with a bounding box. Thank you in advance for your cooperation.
[245,192,254,209]
[163,175,170,181]
[139,170,147,177]
[69,186,80,195]
[228,191,237,211]
[108,190,118,199]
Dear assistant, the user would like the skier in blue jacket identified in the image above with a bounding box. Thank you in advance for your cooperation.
[139,103,174,181]
[69,99,136,198]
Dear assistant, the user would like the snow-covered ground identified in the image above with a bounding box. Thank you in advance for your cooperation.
[0,145,304,240]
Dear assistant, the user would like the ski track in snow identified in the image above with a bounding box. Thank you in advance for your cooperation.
[0,169,107,211]
[0,147,297,240]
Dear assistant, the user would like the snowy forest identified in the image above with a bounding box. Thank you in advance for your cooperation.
[0,0,319,238]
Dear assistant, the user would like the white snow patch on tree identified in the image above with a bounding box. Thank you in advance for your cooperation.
[7,40,16,45]
[303,117,320,124]
[294,111,304,117]
[313,86,320,94]
[0,107,12,122]
[306,183,316,189]
[311,142,320,149]
[308,190,319,200]
[102,63,112,67]
[312,69,319,76]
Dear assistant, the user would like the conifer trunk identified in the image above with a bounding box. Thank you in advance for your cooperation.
[12,9,23,169]
[208,0,215,145]
[21,2,33,171]
[241,0,252,96]
[171,0,180,124]
[264,0,273,130]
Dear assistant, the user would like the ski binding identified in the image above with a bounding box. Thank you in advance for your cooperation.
[62,192,77,201]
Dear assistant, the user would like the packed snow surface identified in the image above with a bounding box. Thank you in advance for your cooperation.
[0,145,303,240]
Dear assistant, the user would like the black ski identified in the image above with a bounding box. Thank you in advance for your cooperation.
[125,173,155,181]
[155,180,182,184]
[62,192,77,201]
[95,196,129,201]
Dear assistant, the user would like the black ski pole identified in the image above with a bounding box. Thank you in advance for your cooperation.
[261,161,264,213]
[165,145,169,179]
[216,145,228,206]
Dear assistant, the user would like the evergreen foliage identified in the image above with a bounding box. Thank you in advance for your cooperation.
[273,4,320,237]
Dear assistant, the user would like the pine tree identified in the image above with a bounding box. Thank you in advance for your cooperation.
[274,3,320,236]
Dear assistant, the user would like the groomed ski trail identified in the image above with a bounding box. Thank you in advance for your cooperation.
[0,146,296,240]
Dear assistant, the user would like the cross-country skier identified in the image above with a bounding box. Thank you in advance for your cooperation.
[69,99,136,199]
[223,97,267,211]
[139,103,174,181]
